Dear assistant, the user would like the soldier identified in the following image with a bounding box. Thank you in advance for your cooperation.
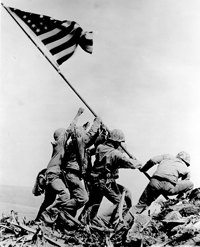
[60,116,102,219]
[129,151,194,215]
[35,107,84,223]
[78,129,142,223]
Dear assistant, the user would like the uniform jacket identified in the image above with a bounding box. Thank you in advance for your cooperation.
[46,129,69,175]
[63,117,101,174]
[91,143,141,179]
[149,154,191,184]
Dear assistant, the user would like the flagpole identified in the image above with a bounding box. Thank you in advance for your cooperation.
[1,3,97,117]
[2,3,156,185]
[57,70,97,117]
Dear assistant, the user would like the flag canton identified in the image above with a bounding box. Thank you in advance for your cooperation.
[10,8,62,35]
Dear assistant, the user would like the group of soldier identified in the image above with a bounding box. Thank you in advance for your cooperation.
[32,107,194,230]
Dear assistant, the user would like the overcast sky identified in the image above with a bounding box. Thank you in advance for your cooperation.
[1,0,200,202]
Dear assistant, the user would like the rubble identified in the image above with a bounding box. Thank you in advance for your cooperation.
[1,190,200,247]
[126,195,200,247]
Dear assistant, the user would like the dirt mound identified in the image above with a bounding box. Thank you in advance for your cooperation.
[1,194,200,247]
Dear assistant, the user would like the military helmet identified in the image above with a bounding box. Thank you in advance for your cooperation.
[53,128,67,141]
[108,129,125,143]
[176,151,191,166]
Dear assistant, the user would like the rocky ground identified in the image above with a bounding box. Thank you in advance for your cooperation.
[0,188,200,247]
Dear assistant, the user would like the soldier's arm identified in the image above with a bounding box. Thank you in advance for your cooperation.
[83,117,102,147]
[178,163,191,180]
[140,154,172,172]
[68,107,84,131]
[116,152,143,170]
[65,107,84,141]
[55,108,84,148]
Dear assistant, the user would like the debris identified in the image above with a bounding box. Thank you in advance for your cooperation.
[1,189,200,246]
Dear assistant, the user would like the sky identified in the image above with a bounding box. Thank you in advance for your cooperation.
[1,0,200,203]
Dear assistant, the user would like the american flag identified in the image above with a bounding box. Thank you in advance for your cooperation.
[7,6,93,65]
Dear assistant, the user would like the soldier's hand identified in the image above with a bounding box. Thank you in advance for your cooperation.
[100,122,108,131]
[135,160,143,169]
[94,116,102,124]
[77,107,84,116]
[128,153,137,160]
[130,159,143,169]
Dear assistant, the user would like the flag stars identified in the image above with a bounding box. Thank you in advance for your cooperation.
[9,6,93,66]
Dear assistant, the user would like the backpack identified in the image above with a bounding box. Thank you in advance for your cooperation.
[32,168,47,196]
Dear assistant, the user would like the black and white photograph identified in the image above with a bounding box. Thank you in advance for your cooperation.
[1,0,200,246]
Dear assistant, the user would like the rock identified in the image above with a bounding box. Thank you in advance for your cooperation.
[179,204,200,217]
[164,210,182,221]
[193,199,200,207]
[193,220,200,230]
[126,214,151,242]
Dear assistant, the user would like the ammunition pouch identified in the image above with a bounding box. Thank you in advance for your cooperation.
[90,171,114,184]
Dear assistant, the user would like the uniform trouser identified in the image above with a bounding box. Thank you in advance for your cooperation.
[106,177,195,226]
[63,172,89,217]
[93,184,132,226]
[38,173,71,222]
[35,183,57,220]
[79,179,122,221]
[40,172,88,222]
[129,177,194,215]
[117,183,132,209]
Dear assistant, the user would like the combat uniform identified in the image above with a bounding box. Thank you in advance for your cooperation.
[61,117,102,217]
[79,141,142,222]
[130,152,194,215]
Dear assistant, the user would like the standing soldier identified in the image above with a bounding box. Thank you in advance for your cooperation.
[79,129,142,223]
[60,116,102,219]
[35,107,84,223]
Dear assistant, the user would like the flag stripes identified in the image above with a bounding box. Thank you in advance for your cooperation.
[7,7,93,65]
